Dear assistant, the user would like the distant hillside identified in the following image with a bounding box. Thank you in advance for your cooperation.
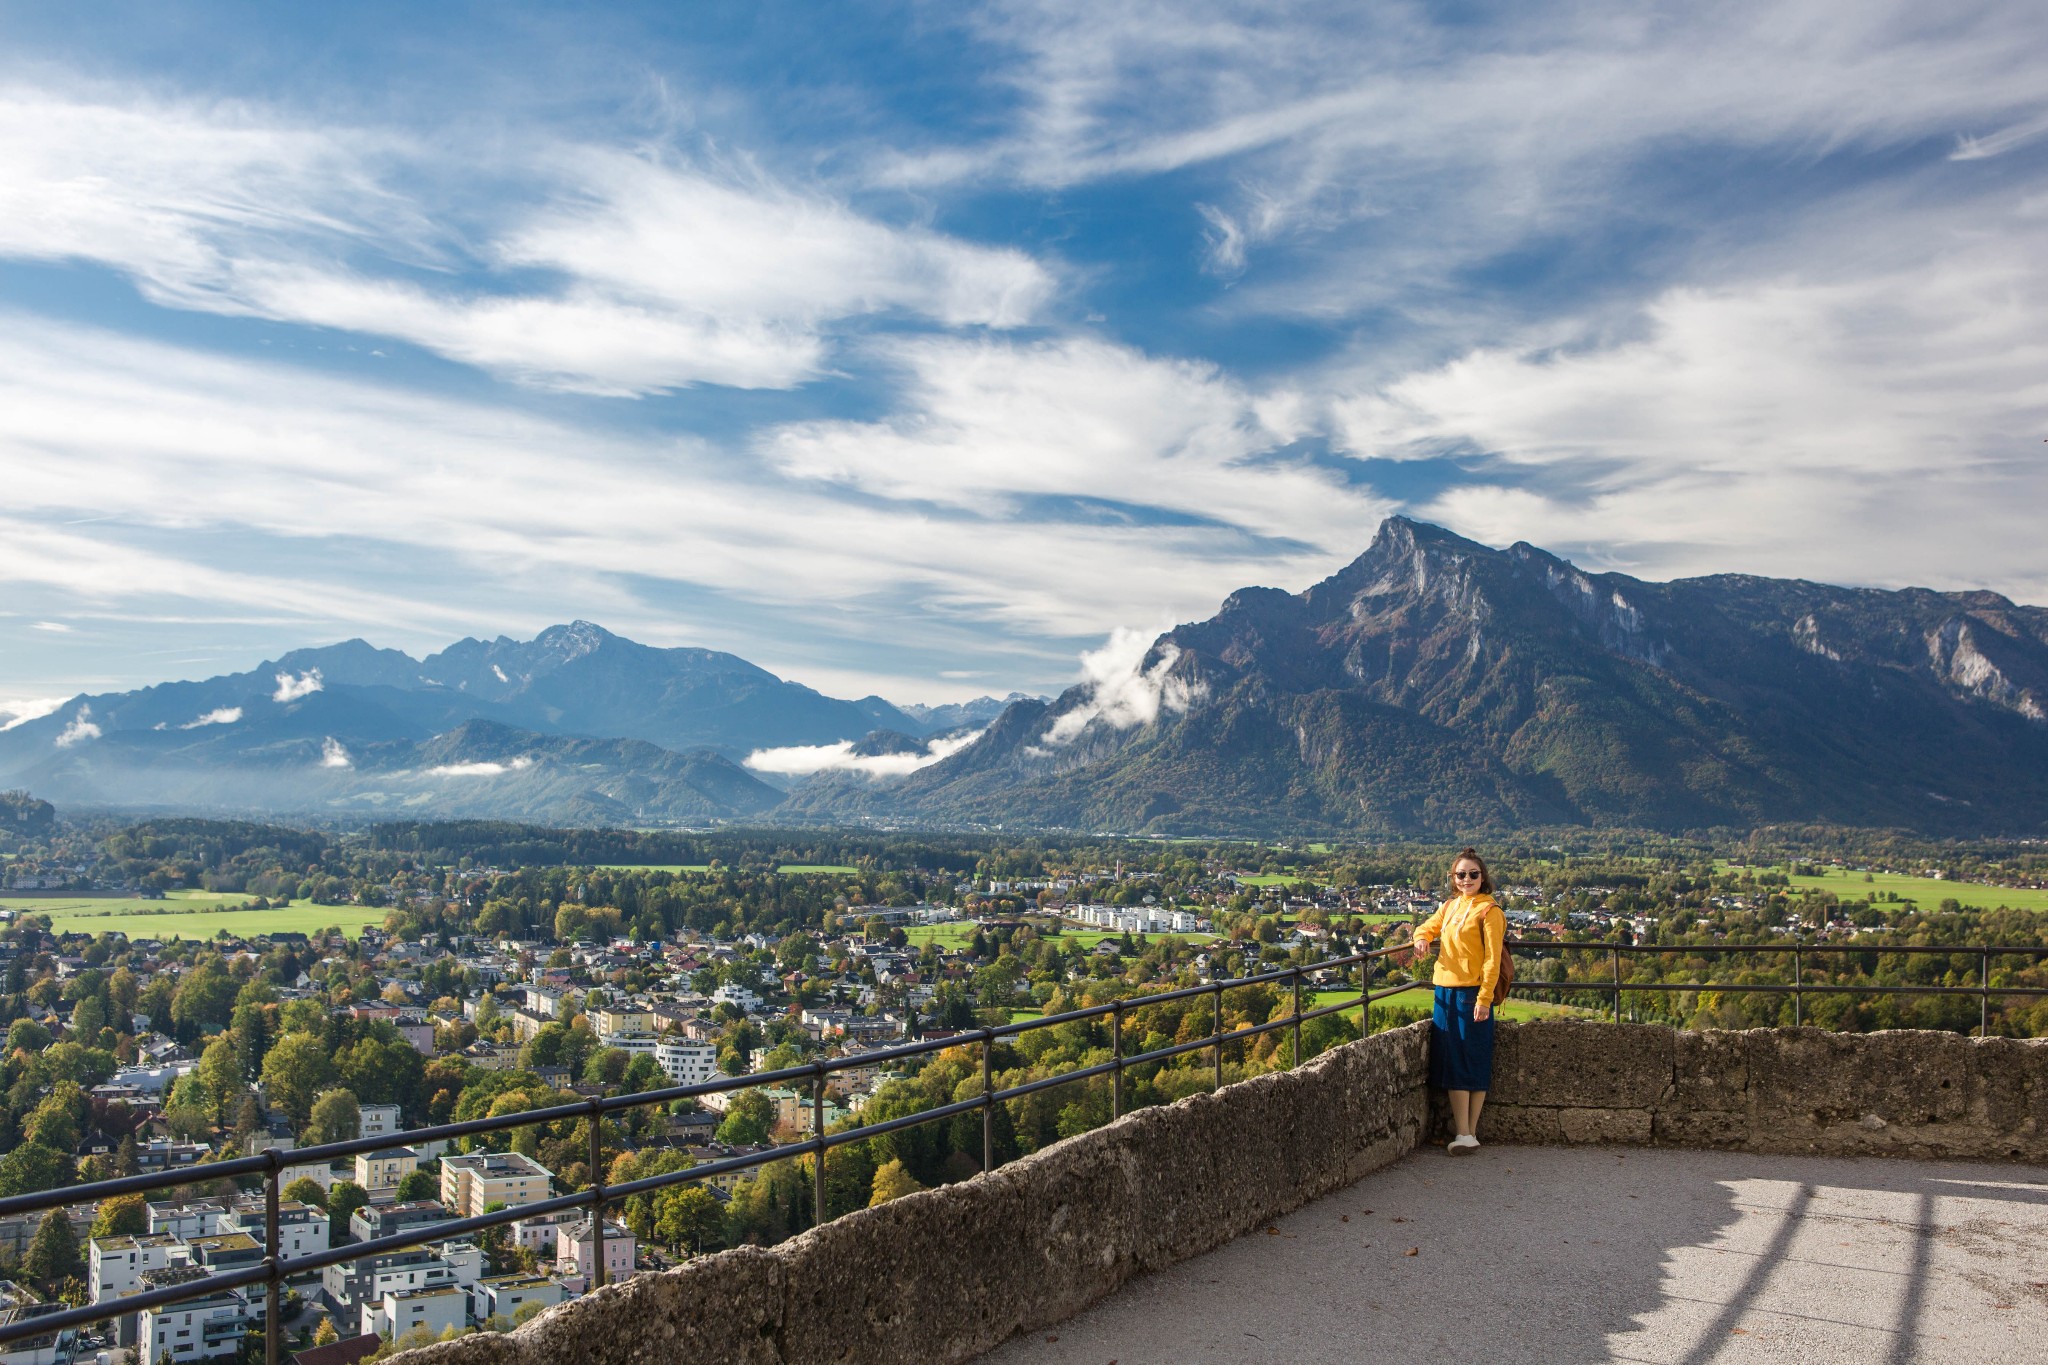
[790,518,2048,837]
[0,622,913,824]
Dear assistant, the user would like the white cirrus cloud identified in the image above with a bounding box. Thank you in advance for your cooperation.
[745,729,984,778]
[764,333,1372,547]
[273,670,324,702]
[54,704,101,747]
[179,707,243,729]
[0,311,1347,652]
[427,756,534,777]
[319,737,353,769]
[0,87,1053,396]
[1039,627,1195,746]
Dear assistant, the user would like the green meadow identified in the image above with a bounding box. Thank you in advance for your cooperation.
[1723,864,2048,913]
[1306,988,1587,1023]
[10,892,387,940]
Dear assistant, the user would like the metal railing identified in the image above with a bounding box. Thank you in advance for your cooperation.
[1,935,2042,1362]
[0,941,1410,1364]
[1505,939,2048,1035]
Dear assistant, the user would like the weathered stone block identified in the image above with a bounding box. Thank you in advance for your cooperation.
[1652,1108,1749,1148]
[1963,1036,2048,1160]
[383,1334,523,1365]
[776,1169,1030,1364]
[1556,1107,1653,1145]
[1193,1065,1313,1239]
[1119,1100,1228,1272]
[529,1245,785,1365]
[1673,1029,1749,1113]
[1747,1029,1970,1145]
[1001,1116,1147,1332]
[1471,1103,1566,1145]
[1489,1020,1675,1109]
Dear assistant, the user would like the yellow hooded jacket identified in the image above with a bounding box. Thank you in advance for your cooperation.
[1413,892,1505,1005]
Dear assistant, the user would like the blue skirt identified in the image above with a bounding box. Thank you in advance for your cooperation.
[1430,985,1495,1091]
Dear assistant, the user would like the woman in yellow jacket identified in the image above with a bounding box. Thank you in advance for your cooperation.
[1410,846,1505,1154]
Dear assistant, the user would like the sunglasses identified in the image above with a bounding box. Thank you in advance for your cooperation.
[1452,869,1483,880]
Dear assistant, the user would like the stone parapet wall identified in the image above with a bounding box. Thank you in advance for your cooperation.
[1477,1020,2047,1162]
[389,1020,2043,1365]
[393,1021,1431,1365]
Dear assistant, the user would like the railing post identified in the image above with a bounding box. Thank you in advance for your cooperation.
[1981,949,1991,1037]
[1110,1002,1124,1119]
[1610,945,1621,1023]
[1793,944,1803,1028]
[981,1028,995,1173]
[811,1062,827,1227]
[587,1097,606,1288]
[1212,977,1225,1092]
[1359,946,1370,1041]
[1291,966,1304,1067]
[263,1148,280,1365]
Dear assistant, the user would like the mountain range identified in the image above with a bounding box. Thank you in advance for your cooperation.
[5,518,2045,835]
[0,623,1015,824]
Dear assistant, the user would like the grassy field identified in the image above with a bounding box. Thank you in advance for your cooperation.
[903,923,978,948]
[1,888,258,916]
[595,863,860,876]
[15,894,387,940]
[1306,988,1588,1022]
[1236,873,1321,888]
[1723,864,2048,913]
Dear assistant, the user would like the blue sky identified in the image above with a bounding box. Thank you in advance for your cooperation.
[3,0,2047,723]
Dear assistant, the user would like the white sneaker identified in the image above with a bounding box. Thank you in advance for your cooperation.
[1447,1134,1480,1155]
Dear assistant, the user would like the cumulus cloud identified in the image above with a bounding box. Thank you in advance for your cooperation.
[320,736,352,769]
[0,697,66,731]
[1039,628,1195,746]
[427,756,534,777]
[55,704,101,747]
[744,729,984,778]
[179,707,243,729]
[273,670,324,702]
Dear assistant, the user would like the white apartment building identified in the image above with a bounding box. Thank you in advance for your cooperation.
[365,1284,467,1341]
[470,1273,568,1326]
[224,1199,328,1264]
[655,1038,718,1086]
[322,1240,481,1330]
[439,1152,551,1218]
[136,1268,261,1365]
[599,1031,659,1058]
[88,1233,181,1306]
[358,1103,403,1141]
[710,983,762,1013]
[144,1201,226,1240]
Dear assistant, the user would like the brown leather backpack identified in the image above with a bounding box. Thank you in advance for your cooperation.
[1491,936,1515,1007]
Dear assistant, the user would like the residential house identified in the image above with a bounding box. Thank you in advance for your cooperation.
[353,1147,418,1194]
[553,1218,635,1293]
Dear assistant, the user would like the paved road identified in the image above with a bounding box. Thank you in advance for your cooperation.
[979,1144,2048,1365]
